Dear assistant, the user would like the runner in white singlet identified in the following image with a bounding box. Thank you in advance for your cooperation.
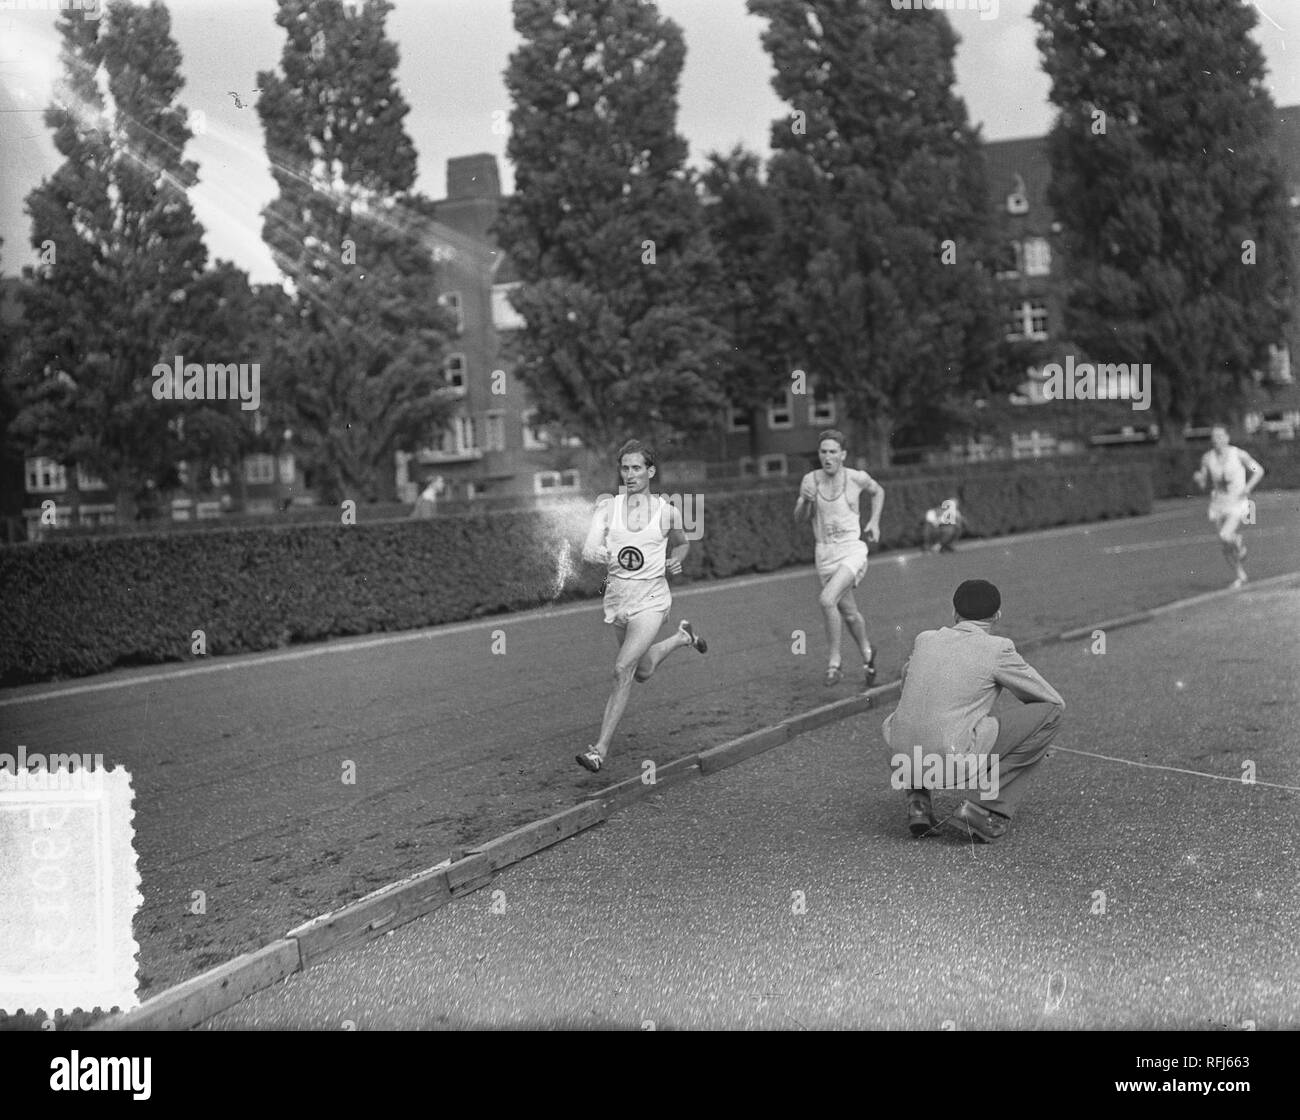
[575,440,707,772]
[1193,424,1264,589]
[793,429,885,688]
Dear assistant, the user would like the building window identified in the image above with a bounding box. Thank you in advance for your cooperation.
[758,454,788,477]
[521,409,550,450]
[439,291,464,334]
[1006,300,1049,342]
[25,458,67,493]
[1006,174,1029,215]
[808,390,835,425]
[75,465,106,491]
[738,457,756,477]
[491,283,525,331]
[995,241,1020,279]
[483,411,505,452]
[767,390,793,430]
[436,414,476,456]
[443,353,467,392]
[1022,237,1051,277]
[727,406,751,433]
[1267,343,1293,384]
[534,469,581,493]
[455,414,476,452]
[244,454,275,485]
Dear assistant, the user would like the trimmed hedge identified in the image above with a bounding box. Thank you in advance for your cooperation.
[0,460,1152,685]
[1096,440,1300,499]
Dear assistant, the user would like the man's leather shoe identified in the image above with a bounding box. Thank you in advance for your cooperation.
[949,800,1009,843]
[906,791,937,838]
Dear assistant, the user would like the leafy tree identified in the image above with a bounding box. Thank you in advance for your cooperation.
[13,1,240,520]
[749,0,1004,466]
[495,0,730,462]
[255,0,452,504]
[1033,0,1293,436]
[0,242,27,540]
[699,146,796,443]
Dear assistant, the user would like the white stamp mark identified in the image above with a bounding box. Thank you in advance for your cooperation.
[0,757,141,1016]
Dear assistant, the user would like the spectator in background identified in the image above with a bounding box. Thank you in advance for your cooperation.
[410,474,445,520]
[922,497,964,553]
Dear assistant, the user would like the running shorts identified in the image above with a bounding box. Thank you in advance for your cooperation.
[603,575,671,625]
[1207,492,1250,524]
[815,539,869,586]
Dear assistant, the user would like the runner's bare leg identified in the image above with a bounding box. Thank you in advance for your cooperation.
[838,585,873,663]
[819,565,857,669]
[592,610,667,757]
[635,625,692,682]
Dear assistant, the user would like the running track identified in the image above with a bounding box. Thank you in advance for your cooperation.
[2,494,1298,998]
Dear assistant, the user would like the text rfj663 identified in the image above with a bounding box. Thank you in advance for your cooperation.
[150,356,261,411]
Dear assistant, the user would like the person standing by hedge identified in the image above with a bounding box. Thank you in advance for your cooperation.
[794,429,884,687]
[575,440,707,773]
[1193,424,1264,590]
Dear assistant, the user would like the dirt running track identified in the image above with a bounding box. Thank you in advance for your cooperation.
[1,494,1297,1006]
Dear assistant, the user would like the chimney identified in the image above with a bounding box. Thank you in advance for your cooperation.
[446,154,501,200]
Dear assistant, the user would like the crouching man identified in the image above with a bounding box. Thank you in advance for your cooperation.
[921,497,964,553]
[882,579,1065,842]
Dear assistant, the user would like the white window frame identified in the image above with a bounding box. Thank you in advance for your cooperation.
[483,410,506,452]
[533,469,582,494]
[767,390,793,430]
[26,457,67,493]
[808,391,835,425]
[1022,236,1051,277]
[521,409,550,450]
[443,353,467,393]
[758,453,788,477]
[491,283,525,331]
[1006,300,1049,342]
[727,406,751,433]
[439,291,464,334]
[75,465,106,491]
[244,453,275,485]
[454,414,476,453]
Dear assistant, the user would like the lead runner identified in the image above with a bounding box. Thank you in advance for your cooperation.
[575,439,707,772]
[794,429,885,687]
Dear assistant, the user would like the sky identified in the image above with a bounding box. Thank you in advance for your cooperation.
[0,0,1296,284]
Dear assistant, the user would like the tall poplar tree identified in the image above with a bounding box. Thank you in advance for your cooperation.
[256,0,451,503]
[749,0,1004,466]
[15,0,239,519]
[699,146,794,440]
[495,0,729,461]
[1033,0,1293,436]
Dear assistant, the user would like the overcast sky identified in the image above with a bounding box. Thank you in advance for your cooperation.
[1,0,1296,283]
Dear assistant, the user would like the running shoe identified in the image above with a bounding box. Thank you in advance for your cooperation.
[824,664,843,686]
[678,620,708,653]
[1230,576,1247,590]
[575,749,603,772]
[864,646,878,688]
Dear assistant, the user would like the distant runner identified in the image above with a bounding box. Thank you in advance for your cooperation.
[793,429,884,688]
[576,440,706,773]
[1193,424,1264,589]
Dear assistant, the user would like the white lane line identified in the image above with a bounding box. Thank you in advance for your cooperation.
[1103,526,1297,554]
[0,506,1247,708]
[1053,745,1300,792]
